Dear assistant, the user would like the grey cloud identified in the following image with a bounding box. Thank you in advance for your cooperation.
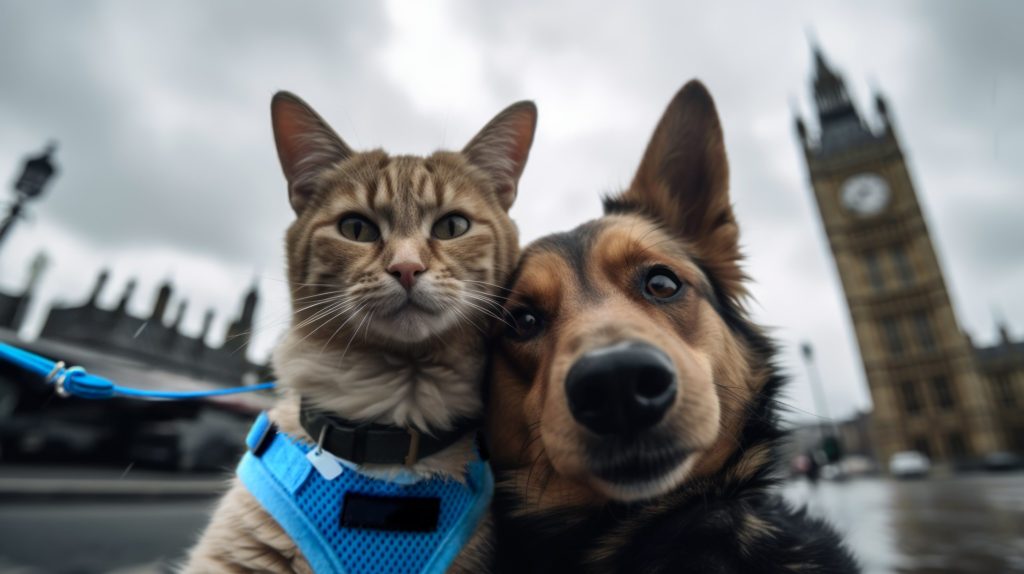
[1,0,1021,424]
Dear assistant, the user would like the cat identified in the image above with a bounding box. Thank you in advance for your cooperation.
[182,91,536,574]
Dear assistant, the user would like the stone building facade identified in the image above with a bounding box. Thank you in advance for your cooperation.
[2,265,262,385]
[794,47,1014,467]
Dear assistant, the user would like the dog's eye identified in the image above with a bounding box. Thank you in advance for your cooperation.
[338,215,381,242]
[432,213,471,240]
[506,308,542,341]
[644,268,683,301]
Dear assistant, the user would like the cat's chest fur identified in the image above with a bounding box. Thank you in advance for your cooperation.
[270,330,485,477]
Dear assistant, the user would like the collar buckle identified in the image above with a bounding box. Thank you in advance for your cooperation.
[404,428,421,467]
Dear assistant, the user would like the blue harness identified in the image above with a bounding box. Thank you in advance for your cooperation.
[237,413,493,574]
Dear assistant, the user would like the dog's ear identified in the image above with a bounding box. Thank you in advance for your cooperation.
[606,80,744,297]
[271,91,354,215]
[463,101,538,211]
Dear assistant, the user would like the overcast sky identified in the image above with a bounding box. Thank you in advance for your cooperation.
[1,1,1022,423]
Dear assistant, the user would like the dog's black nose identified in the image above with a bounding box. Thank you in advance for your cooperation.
[565,341,677,436]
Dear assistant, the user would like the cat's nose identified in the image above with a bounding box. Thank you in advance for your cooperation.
[388,261,426,291]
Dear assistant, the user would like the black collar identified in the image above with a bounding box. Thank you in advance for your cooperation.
[299,399,479,466]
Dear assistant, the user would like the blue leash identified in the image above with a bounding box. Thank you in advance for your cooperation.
[0,342,276,400]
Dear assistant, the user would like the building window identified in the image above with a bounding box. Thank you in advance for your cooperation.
[891,245,914,286]
[864,250,885,291]
[913,311,937,352]
[901,380,922,414]
[947,433,968,458]
[883,317,904,356]
[932,376,955,409]
[993,373,1016,407]
[913,437,932,457]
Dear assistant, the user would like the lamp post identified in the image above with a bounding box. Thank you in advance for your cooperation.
[800,342,843,467]
[0,143,59,254]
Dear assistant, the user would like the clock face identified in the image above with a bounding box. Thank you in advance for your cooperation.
[840,173,891,216]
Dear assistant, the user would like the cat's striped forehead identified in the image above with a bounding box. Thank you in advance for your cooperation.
[311,150,501,235]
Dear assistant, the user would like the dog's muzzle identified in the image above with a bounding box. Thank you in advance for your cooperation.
[565,341,677,436]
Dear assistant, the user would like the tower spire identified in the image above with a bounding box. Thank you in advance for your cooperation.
[805,42,874,156]
[811,45,858,124]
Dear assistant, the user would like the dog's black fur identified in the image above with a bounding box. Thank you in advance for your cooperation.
[487,80,859,573]
[490,284,858,572]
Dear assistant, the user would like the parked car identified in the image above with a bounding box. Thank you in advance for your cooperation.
[982,451,1023,472]
[889,450,931,479]
[839,455,879,477]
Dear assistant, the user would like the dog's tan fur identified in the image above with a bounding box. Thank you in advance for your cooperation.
[182,92,535,573]
[486,80,857,574]
[489,78,755,507]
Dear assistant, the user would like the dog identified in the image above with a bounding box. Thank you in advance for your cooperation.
[485,80,859,573]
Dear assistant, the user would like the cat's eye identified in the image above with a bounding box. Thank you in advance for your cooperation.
[506,308,543,341]
[338,215,380,243]
[432,213,471,240]
[643,267,684,302]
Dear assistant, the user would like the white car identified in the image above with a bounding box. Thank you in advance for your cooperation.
[889,451,931,478]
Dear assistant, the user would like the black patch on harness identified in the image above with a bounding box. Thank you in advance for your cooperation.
[341,492,440,532]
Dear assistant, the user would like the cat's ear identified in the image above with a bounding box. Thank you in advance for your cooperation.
[462,101,537,211]
[271,91,353,214]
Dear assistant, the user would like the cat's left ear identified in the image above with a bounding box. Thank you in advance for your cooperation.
[462,101,537,211]
[271,91,354,215]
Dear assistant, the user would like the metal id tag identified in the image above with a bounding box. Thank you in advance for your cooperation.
[307,448,343,480]
[307,425,343,480]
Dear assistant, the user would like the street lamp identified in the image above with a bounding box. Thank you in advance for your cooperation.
[0,143,59,254]
[800,342,843,466]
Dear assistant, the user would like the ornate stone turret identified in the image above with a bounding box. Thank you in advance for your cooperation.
[198,309,215,343]
[806,44,875,156]
[36,268,264,385]
[88,269,110,306]
[170,299,188,332]
[151,280,173,324]
[115,279,137,314]
[225,281,259,355]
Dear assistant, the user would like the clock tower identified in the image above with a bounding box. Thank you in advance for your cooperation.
[794,47,1006,468]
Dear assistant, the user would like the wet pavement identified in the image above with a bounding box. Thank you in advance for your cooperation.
[0,471,1021,573]
[782,472,1024,573]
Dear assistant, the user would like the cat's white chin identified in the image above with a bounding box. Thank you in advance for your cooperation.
[370,306,459,344]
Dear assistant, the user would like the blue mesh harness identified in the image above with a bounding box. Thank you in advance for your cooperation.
[237,412,493,574]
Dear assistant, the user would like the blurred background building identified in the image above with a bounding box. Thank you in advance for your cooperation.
[0,258,270,471]
[795,47,1023,470]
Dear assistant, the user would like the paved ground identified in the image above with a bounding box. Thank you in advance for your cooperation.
[0,469,1021,573]
[783,472,1024,573]
[0,464,226,499]
[0,498,217,574]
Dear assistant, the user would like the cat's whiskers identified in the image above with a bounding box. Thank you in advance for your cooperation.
[291,298,351,330]
[340,309,374,362]
[292,297,359,334]
[292,288,348,302]
[462,279,522,296]
[461,298,515,330]
[291,294,352,318]
[461,289,516,321]
[294,303,363,351]
[221,296,347,345]
[449,306,487,335]
[320,303,370,355]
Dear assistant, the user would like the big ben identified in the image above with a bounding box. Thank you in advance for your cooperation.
[794,47,1006,467]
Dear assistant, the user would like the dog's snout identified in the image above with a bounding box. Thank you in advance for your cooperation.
[565,341,677,436]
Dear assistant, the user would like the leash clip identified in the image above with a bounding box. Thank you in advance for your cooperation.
[45,361,66,387]
[45,361,86,398]
[54,366,86,398]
